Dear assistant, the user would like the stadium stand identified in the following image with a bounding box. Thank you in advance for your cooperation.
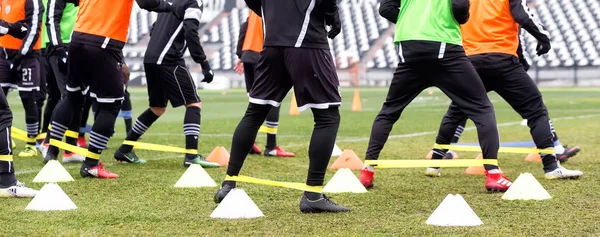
[124,0,600,86]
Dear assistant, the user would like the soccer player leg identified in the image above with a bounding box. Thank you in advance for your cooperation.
[115,63,168,164]
[35,53,47,139]
[425,102,468,177]
[45,44,87,163]
[262,106,295,157]
[79,93,94,147]
[243,63,263,155]
[0,126,38,198]
[41,51,60,138]
[16,56,41,158]
[168,63,218,168]
[433,56,509,192]
[495,63,582,179]
[0,89,37,197]
[361,61,429,188]
[215,47,290,203]
[121,89,133,134]
[284,47,349,213]
[72,44,122,179]
[0,58,18,95]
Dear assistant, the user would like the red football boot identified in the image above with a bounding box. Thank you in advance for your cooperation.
[359,167,375,189]
[249,143,262,155]
[485,171,512,192]
[80,162,119,179]
[77,136,88,148]
[264,145,295,157]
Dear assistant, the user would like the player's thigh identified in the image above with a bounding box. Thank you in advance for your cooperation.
[382,61,430,109]
[495,63,546,118]
[48,54,68,96]
[433,56,493,116]
[16,56,41,92]
[0,58,18,89]
[66,43,91,93]
[248,47,292,106]
[143,63,169,108]
[168,64,201,107]
[243,62,256,93]
[284,48,341,111]
[84,46,124,103]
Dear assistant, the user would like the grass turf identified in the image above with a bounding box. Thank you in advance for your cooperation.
[1,88,599,236]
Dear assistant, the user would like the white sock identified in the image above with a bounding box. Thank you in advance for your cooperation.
[555,145,565,154]
[487,169,502,174]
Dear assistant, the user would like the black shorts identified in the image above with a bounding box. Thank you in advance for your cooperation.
[67,43,124,103]
[144,62,201,108]
[249,47,341,112]
[0,55,41,92]
[243,62,257,93]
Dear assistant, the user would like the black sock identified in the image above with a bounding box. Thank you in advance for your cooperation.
[124,118,132,134]
[21,91,39,145]
[221,180,236,188]
[47,96,80,155]
[541,154,559,172]
[86,101,121,166]
[451,118,467,143]
[306,107,340,186]
[80,94,93,133]
[265,106,279,150]
[226,103,272,176]
[0,127,16,187]
[36,93,44,134]
[119,108,160,153]
[526,114,557,172]
[304,191,323,200]
[42,94,59,133]
[64,108,82,154]
[184,106,201,159]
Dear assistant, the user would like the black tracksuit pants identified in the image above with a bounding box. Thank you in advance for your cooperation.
[366,55,500,168]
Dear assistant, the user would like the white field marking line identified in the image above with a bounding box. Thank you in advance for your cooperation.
[15,155,181,175]
[281,113,600,148]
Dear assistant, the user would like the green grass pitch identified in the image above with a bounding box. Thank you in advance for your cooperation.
[1,88,599,236]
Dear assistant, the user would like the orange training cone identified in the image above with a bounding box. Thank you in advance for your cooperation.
[289,93,300,116]
[329,149,364,170]
[351,89,362,112]
[524,153,542,162]
[206,146,230,167]
[464,153,502,175]
[425,150,433,159]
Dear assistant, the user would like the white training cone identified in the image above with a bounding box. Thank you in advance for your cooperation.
[174,164,217,188]
[426,194,483,226]
[521,119,528,126]
[25,183,77,211]
[331,144,343,157]
[33,160,74,183]
[502,173,551,200]
[323,168,368,193]
[210,189,264,219]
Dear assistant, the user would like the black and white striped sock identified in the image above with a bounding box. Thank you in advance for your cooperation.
[184,107,201,158]
[119,109,160,153]
[26,122,39,144]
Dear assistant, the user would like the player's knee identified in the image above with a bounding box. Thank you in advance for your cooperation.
[185,102,201,109]
[150,107,166,116]
[96,101,123,117]
[312,106,340,127]
[65,92,85,108]
[18,91,36,106]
